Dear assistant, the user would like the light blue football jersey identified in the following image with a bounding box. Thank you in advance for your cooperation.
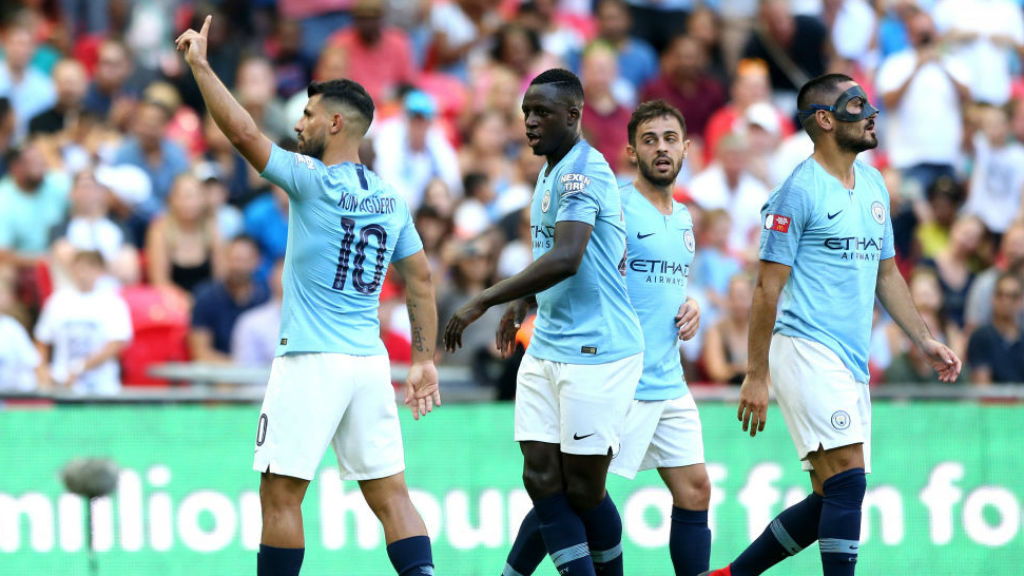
[260,144,423,357]
[759,157,895,383]
[528,140,643,364]
[621,184,695,400]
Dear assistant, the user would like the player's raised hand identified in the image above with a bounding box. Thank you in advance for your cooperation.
[738,374,769,437]
[443,297,487,352]
[920,337,962,383]
[675,298,700,341]
[174,15,211,68]
[404,361,441,420]
[496,299,531,357]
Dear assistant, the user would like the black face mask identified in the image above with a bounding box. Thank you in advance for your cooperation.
[797,86,879,124]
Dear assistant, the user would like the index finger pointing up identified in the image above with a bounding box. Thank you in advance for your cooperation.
[200,14,212,38]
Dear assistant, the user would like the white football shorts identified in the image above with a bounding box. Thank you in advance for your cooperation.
[514,351,643,456]
[769,334,872,473]
[253,352,405,481]
[609,392,705,479]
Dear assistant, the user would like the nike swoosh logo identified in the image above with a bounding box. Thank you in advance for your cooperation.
[637,232,655,239]
[573,432,596,440]
[827,210,843,219]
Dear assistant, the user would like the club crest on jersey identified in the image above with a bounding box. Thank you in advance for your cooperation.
[541,189,551,212]
[831,410,851,430]
[683,229,695,252]
[764,213,790,233]
[870,201,886,224]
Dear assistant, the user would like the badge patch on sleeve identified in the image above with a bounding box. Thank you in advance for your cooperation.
[764,213,791,233]
[560,173,590,196]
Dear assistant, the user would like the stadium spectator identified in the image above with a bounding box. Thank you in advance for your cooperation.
[232,258,283,369]
[495,204,532,281]
[704,58,794,165]
[917,215,986,328]
[457,110,516,198]
[884,269,968,384]
[194,162,243,241]
[688,132,769,259]
[144,174,222,297]
[453,172,497,239]
[34,249,132,394]
[0,265,38,391]
[327,0,416,105]
[111,99,190,224]
[373,90,461,209]
[964,103,1024,237]
[200,113,255,205]
[690,208,744,322]
[28,59,88,136]
[967,272,1024,385]
[516,0,585,64]
[876,9,971,195]
[742,101,785,187]
[580,43,632,174]
[413,203,454,287]
[234,57,292,144]
[188,235,268,363]
[702,273,752,385]
[437,239,504,382]
[822,0,878,72]
[914,175,965,261]
[428,0,502,80]
[933,0,1024,106]
[50,169,138,289]
[488,23,558,93]
[591,0,659,91]
[82,39,142,127]
[641,35,726,143]
[0,142,71,258]
[742,0,829,103]
[686,6,728,81]
[965,223,1024,334]
[0,19,56,141]
[268,19,313,100]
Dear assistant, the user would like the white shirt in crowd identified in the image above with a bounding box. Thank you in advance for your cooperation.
[34,287,132,395]
[373,118,462,210]
[933,0,1024,106]
[0,315,40,391]
[876,50,971,169]
[965,133,1024,234]
[688,164,770,256]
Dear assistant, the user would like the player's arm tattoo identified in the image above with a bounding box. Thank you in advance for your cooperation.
[408,300,428,354]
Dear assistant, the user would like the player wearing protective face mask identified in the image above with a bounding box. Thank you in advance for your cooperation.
[701,74,961,576]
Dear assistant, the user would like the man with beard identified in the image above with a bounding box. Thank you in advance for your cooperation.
[701,74,962,576]
[445,68,644,576]
[497,99,712,576]
[176,17,440,576]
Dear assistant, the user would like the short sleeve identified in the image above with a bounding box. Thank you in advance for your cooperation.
[259,144,323,199]
[554,170,602,226]
[104,296,133,342]
[758,183,810,266]
[33,298,56,343]
[392,208,424,262]
[875,171,896,261]
[967,330,993,369]
[191,286,218,331]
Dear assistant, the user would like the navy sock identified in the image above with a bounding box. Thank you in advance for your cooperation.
[579,494,623,576]
[819,469,865,576]
[503,509,546,576]
[386,535,434,576]
[670,507,711,576]
[534,493,595,576]
[731,492,823,576]
[257,544,304,576]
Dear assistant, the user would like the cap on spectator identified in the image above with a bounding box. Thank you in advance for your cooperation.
[95,164,153,207]
[745,102,780,135]
[404,90,437,119]
[193,161,223,183]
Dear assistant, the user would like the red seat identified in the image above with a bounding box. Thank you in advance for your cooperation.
[120,286,190,386]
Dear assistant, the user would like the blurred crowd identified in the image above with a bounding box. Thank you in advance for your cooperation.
[1,0,1023,395]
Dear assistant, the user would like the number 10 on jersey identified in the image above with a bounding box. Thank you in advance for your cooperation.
[332,217,388,294]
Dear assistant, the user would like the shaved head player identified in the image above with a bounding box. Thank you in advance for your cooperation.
[178,16,439,576]
[701,74,962,576]
[445,69,644,576]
